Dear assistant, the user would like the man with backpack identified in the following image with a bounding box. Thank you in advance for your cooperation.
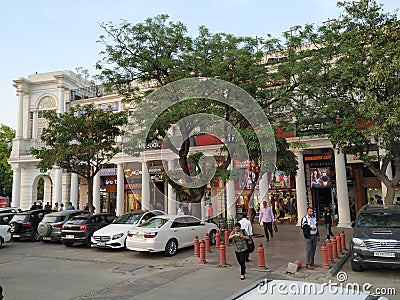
[301,207,320,270]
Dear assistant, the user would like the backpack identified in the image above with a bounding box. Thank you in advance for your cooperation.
[242,229,255,253]
[301,216,311,239]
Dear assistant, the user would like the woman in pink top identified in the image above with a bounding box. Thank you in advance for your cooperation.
[258,201,274,242]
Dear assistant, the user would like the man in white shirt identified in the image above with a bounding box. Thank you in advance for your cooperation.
[177,203,185,215]
[239,212,253,262]
[301,207,320,270]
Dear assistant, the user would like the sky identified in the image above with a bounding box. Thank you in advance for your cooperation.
[1,0,399,130]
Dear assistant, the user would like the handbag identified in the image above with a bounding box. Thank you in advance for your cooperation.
[242,230,255,253]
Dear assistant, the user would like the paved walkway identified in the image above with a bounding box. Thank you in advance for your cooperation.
[125,222,353,300]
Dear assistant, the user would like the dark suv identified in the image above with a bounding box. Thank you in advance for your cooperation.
[38,210,87,242]
[9,209,52,241]
[61,213,115,247]
[351,204,400,271]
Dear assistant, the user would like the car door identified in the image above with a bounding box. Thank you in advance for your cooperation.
[170,217,188,247]
[184,216,205,245]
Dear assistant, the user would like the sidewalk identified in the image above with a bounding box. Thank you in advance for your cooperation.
[127,222,353,300]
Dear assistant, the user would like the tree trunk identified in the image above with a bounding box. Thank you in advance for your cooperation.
[86,176,95,213]
[384,184,396,204]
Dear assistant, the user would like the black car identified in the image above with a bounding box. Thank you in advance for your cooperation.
[61,213,115,247]
[351,204,400,271]
[0,212,16,225]
[9,209,52,241]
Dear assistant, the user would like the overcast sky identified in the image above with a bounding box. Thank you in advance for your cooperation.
[1,0,399,129]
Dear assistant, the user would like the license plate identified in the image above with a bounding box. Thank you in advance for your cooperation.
[374,251,395,258]
[13,234,20,237]
[66,235,74,239]
[97,242,106,246]
[42,237,51,241]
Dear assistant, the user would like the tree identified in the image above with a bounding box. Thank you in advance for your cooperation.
[0,124,15,198]
[96,15,297,203]
[31,104,128,212]
[271,0,400,203]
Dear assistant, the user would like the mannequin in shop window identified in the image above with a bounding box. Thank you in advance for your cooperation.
[311,169,321,188]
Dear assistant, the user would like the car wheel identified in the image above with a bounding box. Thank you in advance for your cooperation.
[164,239,178,256]
[85,236,92,248]
[31,230,41,242]
[351,259,362,272]
[209,230,217,245]
[63,241,74,247]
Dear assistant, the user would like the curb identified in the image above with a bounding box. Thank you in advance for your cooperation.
[328,249,351,276]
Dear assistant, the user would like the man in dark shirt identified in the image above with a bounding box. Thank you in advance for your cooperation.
[323,204,334,240]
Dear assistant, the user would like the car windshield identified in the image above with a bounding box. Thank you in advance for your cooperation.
[11,215,30,222]
[357,212,400,228]
[139,218,167,228]
[66,218,87,225]
[113,214,142,224]
[42,216,65,223]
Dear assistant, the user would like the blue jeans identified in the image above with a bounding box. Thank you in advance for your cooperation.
[326,223,334,240]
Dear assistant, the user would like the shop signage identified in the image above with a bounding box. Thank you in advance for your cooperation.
[148,166,164,174]
[105,179,117,185]
[99,168,117,176]
[304,154,333,167]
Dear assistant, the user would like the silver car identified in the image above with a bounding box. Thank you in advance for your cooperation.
[38,210,87,242]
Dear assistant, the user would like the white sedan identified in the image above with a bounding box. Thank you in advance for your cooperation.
[126,215,219,256]
[0,224,12,247]
[91,210,165,249]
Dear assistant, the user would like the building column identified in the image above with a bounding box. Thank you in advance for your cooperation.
[294,150,308,226]
[116,163,124,216]
[334,149,352,228]
[11,166,21,208]
[259,173,269,206]
[141,162,150,210]
[16,91,24,138]
[167,160,176,214]
[70,173,79,209]
[58,85,65,114]
[32,110,38,139]
[379,149,393,204]
[226,163,236,221]
[54,166,62,205]
[93,172,101,213]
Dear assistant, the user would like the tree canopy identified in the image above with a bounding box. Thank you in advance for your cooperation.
[96,14,297,202]
[0,124,15,198]
[271,0,400,203]
[31,104,128,212]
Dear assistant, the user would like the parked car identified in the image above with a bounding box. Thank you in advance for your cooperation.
[126,215,219,256]
[37,210,87,242]
[351,204,400,271]
[0,207,22,214]
[91,210,165,249]
[61,213,115,247]
[0,212,17,225]
[0,224,12,247]
[9,209,52,241]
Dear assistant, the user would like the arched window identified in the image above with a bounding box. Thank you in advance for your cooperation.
[37,96,57,148]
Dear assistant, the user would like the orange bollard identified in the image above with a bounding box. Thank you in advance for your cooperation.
[205,233,211,253]
[257,243,266,269]
[216,231,221,249]
[331,236,338,260]
[219,241,227,266]
[336,233,342,256]
[321,243,329,269]
[326,240,334,265]
[340,231,347,251]
[199,240,206,264]
[224,229,230,246]
[194,236,199,257]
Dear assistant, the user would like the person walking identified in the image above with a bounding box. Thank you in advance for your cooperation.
[177,203,185,215]
[301,207,320,270]
[52,202,59,211]
[258,200,274,242]
[229,222,250,280]
[323,204,334,240]
[239,212,253,262]
[207,203,214,223]
[58,203,64,211]
[66,202,75,210]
